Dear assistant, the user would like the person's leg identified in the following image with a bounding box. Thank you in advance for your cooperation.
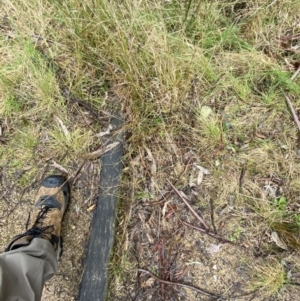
[0,175,70,301]
[0,238,57,301]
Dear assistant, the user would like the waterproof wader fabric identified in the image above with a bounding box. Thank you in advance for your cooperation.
[0,238,57,301]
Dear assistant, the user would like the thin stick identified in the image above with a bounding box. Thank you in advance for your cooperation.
[62,87,104,120]
[286,282,300,287]
[68,159,88,186]
[291,66,300,81]
[167,179,209,230]
[209,198,217,234]
[146,159,193,206]
[183,221,239,246]
[138,269,223,300]
[239,164,247,194]
[284,65,300,132]
[281,33,300,42]
[284,93,300,131]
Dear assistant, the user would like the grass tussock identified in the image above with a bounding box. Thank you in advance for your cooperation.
[251,258,287,298]
[1,0,300,300]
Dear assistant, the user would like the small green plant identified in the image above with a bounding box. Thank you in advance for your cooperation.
[3,95,22,115]
[230,227,243,242]
[294,214,300,227]
[273,196,287,211]
[267,196,300,250]
[137,191,150,200]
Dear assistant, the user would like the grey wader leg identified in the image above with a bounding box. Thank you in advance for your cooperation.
[0,238,57,301]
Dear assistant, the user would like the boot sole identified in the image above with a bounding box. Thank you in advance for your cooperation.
[41,175,70,213]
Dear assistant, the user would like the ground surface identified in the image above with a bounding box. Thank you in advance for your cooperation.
[1,0,300,300]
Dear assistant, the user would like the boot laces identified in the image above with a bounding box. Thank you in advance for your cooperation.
[24,205,54,236]
[5,206,54,252]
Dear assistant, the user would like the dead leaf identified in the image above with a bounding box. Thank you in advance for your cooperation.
[206,243,223,254]
[144,147,157,175]
[271,231,288,250]
[197,170,204,185]
[23,166,33,171]
[84,141,120,160]
[189,173,196,188]
[141,277,155,288]
[54,116,71,142]
[138,212,154,243]
[96,124,113,137]
[194,164,210,175]
[87,204,96,212]
[264,184,276,198]
[162,200,171,217]
[255,132,267,139]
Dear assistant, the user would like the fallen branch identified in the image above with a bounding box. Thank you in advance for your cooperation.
[284,93,300,131]
[167,179,209,230]
[138,269,223,300]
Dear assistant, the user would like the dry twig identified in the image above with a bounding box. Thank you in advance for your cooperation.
[283,65,300,132]
[209,198,217,234]
[68,159,88,186]
[239,164,247,193]
[51,160,69,175]
[291,66,300,81]
[284,93,300,132]
[167,179,209,230]
[138,268,223,300]
[183,221,240,246]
